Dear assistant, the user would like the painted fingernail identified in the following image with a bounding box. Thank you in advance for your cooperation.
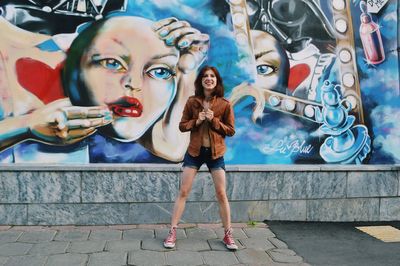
[178,40,189,48]
[104,114,113,121]
[101,110,111,116]
[159,29,168,37]
[166,36,174,45]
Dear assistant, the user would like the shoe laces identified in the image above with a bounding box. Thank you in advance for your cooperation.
[166,227,177,241]
[224,228,235,244]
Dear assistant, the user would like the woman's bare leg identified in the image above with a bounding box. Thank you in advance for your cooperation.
[170,167,198,227]
[211,169,231,230]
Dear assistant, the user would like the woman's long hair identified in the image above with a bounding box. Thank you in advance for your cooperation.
[194,66,224,98]
[62,18,107,106]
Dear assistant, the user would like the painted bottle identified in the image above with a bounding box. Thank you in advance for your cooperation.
[359,1,385,65]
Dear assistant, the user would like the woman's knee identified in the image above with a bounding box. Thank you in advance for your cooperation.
[179,188,191,199]
[215,189,228,202]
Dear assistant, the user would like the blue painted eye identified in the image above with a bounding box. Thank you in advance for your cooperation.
[147,68,174,80]
[99,59,125,72]
[257,64,275,75]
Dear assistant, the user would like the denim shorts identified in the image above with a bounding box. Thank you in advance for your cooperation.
[183,147,225,171]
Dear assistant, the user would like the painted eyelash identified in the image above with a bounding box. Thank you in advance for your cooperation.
[257,64,279,73]
[89,55,125,66]
[147,68,177,76]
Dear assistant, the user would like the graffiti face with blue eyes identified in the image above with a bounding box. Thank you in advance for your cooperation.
[81,17,179,140]
[251,30,289,93]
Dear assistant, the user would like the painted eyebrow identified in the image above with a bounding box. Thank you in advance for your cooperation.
[87,38,129,58]
[255,50,274,60]
[111,38,130,54]
[151,53,179,60]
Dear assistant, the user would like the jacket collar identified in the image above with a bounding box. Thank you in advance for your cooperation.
[192,95,217,110]
[193,95,217,103]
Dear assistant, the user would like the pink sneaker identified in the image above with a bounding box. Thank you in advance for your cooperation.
[223,228,238,250]
[163,227,177,248]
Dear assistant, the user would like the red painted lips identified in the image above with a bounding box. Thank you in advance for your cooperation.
[107,96,143,117]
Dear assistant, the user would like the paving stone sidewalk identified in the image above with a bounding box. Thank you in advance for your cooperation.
[0,223,310,266]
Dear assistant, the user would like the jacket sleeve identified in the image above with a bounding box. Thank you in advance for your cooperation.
[179,99,198,132]
[210,101,235,137]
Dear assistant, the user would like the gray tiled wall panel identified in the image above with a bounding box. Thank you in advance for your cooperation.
[0,171,80,203]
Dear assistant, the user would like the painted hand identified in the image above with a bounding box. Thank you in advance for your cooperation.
[28,98,113,145]
[153,17,209,74]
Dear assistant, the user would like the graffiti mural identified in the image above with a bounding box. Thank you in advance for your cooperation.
[0,0,398,164]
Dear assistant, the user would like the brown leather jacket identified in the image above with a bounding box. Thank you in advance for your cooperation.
[179,95,235,159]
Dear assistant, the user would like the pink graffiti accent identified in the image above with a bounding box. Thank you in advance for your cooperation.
[16,58,65,104]
[359,0,385,65]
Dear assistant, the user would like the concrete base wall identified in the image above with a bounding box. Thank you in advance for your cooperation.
[0,165,399,225]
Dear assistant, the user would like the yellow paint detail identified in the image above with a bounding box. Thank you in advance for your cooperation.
[356,226,400,243]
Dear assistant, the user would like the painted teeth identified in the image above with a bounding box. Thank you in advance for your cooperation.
[122,109,139,115]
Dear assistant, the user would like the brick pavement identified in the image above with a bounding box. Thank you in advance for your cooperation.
[0,223,310,266]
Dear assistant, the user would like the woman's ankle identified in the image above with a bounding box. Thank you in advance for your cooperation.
[224,226,233,233]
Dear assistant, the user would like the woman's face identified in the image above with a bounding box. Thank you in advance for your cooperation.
[81,17,179,140]
[201,69,217,96]
[251,30,288,93]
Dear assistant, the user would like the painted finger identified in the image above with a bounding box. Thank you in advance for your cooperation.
[151,17,178,31]
[178,43,209,73]
[156,20,191,38]
[163,28,200,47]
[50,111,68,131]
[61,106,90,119]
[85,106,112,118]
[66,117,112,129]
[61,106,111,119]
[177,32,209,48]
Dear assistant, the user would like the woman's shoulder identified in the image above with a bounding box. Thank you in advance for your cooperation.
[186,96,202,108]
[188,95,200,101]
[188,96,205,103]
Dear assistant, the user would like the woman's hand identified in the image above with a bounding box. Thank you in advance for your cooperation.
[205,109,214,121]
[196,111,206,126]
[28,98,113,145]
[152,17,209,74]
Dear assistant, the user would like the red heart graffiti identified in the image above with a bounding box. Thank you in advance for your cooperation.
[287,63,311,92]
[16,57,65,104]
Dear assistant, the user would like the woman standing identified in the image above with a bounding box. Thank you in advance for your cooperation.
[164,66,237,250]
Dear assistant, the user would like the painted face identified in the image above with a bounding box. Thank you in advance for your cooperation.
[81,17,179,140]
[201,69,217,96]
[251,30,288,93]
